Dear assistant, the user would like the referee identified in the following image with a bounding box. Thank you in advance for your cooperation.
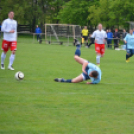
[81,26,89,46]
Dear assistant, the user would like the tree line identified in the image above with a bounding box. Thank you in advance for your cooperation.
[0,0,134,32]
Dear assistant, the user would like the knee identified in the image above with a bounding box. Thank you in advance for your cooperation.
[74,55,79,60]
[12,51,16,54]
[101,54,104,57]
[71,79,76,83]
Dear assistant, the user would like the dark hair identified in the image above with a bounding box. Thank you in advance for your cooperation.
[92,71,98,78]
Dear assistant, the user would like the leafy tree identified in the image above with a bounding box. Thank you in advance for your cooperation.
[58,0,99,26]
[88,0,134,28]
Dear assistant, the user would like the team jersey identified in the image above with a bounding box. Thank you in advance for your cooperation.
[82,29,89,36]
[87,63,101,84]
[124,33,134,49]
[1,18,17,41]
[91,30,107,44]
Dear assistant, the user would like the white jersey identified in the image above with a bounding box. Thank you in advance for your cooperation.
[91,30,107,44]
[1,18,17,41]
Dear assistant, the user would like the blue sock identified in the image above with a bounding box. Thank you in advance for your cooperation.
[75,48,81,56]
[126,54,133,60]
[61,79,72,83]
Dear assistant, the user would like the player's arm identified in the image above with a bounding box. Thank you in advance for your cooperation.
[124,34,128,43]
[91,31,97,43]
[82,61,88,74]
[103,32,107,43]
[1,20,14,33]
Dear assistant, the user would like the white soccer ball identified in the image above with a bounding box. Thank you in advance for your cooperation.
[15,71,24,80]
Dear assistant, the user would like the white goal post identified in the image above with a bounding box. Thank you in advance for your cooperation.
[45,24,81,45]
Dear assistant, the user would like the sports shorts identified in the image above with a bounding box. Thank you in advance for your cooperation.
[2,40,17,52]
[81,66,90,81]
[95,43,105,55]
[126,49,134,54]
[82,36,88,41]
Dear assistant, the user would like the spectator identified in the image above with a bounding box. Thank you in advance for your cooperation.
[107,29,113,48]
[113,29,120,49]
[35,25,42,41]
[122,29,127,50]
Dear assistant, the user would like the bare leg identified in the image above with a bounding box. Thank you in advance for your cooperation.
[74,55,88,65]
[71,74,84,83]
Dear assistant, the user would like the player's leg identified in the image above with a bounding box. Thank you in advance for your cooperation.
[85,37,88,46]
[74,55,88,65]
[8,41,17,70]
[95,43,101,67]
[54,74,84,83]
[100,44,105,57]
[1,40,9,69]
[126,49,133,63]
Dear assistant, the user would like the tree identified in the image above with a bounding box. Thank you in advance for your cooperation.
[88,0,134,28]
[57,0,99,26]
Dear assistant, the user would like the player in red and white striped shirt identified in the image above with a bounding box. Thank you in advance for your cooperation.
[1,11,17,70]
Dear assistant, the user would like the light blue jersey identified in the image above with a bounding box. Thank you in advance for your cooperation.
[124,34,134,49]
[87,63,101,84]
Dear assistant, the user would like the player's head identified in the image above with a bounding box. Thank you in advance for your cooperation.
[89,71,98,78]
[36,25,38,27]
[129,29,133,35]
[84,26,87,29]
[115,28,118,32]
[98,24,102,31]
[109,29,111,32]
[123,29,126,32]
[8,11,14,19]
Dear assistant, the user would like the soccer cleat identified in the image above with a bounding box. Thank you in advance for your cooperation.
[1,64,5,70]
[54,78,64,82]
[126,58,130,63]
[8,65,15,70]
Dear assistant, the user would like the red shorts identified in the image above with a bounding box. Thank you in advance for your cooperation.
[2,40,17,52]
[95,43,105,55]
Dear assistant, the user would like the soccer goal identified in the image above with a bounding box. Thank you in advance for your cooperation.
[45,24,81,45]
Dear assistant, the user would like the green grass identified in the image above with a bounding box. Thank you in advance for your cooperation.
[0,38,134,134]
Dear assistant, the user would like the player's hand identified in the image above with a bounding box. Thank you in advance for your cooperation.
[95,39,97,43]
[9,30,15,33]
[82,69,87,75]
[86,82,92,84]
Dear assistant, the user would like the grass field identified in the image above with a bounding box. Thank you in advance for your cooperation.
[0,38,134,134]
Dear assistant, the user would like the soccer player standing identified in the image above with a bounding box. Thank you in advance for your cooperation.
[91,24,107,67]
[1,11,17,70]
[124,29,134,63]
[81,26,89,46]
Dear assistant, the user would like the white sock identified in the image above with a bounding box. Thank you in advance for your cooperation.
[96,55,101,64]
[9,54,15,66]
[1,52,6,64]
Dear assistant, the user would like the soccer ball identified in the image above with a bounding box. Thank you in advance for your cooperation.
[15,71,24,80]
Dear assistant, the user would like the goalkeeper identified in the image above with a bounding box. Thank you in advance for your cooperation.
[81,26,89,46]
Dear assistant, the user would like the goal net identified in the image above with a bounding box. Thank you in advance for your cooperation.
[45,24,81,45]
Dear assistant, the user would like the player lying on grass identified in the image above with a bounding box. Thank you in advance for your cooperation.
[124,29,134,63]
[54,39,101,84]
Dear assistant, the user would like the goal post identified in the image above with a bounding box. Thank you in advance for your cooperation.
[45,24,81,45]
